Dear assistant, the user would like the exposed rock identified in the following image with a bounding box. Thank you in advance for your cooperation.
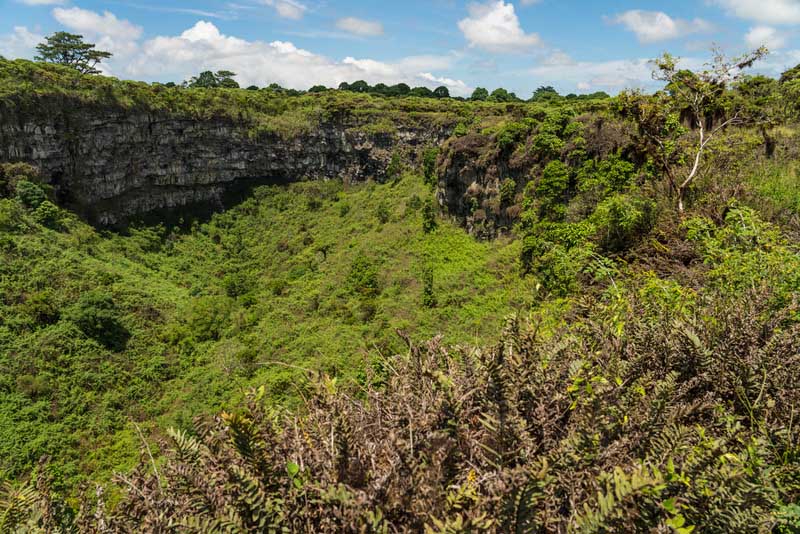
[0,100,451,226]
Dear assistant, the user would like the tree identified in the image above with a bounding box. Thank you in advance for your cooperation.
[216,70,239,88]
[470,87,489,101]
[619,48,768,213]
[185,70,240,89]
[433,86,450,98]
[410,86,434,98]
[349,80,370,93]
[531,86,559,102]
[489,88,519,102]
[35,32,112,75]
[388,83,411,96]
[309,85,328,93]
[372,83,390,95]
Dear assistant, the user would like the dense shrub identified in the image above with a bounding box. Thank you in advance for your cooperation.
[15,180,47,209]
[347,254,380,298]
[16,283,798,532]
[32,200,61,229]
[422,147,439,187]
[535,160,571,220]
[592,193,657,252]
[62,290,130,351]
[499,178,516,206]
[422,198,438,233]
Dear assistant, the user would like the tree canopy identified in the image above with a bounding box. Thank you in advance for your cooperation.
[184,70,240,89]
[35,32,112,75]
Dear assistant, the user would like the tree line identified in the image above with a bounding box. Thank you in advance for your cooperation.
[29,31,609,102]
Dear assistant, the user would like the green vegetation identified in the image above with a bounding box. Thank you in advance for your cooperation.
[34,32,112,76]
[2,48,800,533]
[0,166,536,496]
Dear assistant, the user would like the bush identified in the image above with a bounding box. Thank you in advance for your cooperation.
[0,198,24,231]
[499,178,516,206]
[577,153,636,196]
[422,198,438,233]
[222,271,253,298]
[0,162,39,198]
[347,254,380,298]
[592,194,657,253]
[63,290,130,351]
[375,201,391,224]
[15,180,46,209]
[52,284,800,533]
[422,147,439,187]
[386,152,403,181]
[32,200,61,229]
[185,296,233,342]
[421,265,436,308]
[535,161,570,221]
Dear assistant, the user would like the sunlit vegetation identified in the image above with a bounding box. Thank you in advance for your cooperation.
[1,48,800,532]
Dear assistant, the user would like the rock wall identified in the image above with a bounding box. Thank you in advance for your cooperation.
[0,100,451,226]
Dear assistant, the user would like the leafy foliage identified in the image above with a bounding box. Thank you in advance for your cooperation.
[34,32,112,75]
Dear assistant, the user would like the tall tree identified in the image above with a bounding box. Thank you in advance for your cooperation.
[35,32,112,75]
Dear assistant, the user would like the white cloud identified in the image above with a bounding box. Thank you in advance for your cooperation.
[711,0,800,24]
[612,10,712,43]
[0,26,42,59]
[18,0,64,4]
[419,72,470,93]
[458,0,542,53]
[745,25,787,49]
[53,7,143,41]
[126,21,471,95]
[542,50,574,66]
[335,17,384,37]
[52,7,143,59]
[262,0,307,20]
[530,56,704,92]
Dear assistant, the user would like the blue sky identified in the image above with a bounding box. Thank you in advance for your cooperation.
[2,0,799,96]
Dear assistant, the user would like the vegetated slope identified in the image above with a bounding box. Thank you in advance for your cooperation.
[2,57,800,532]
[6,166,800,532]
[0,58,611,226]
[0,167,535,493]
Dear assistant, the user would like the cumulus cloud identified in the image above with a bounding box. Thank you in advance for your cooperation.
[262,0,307,20]
[125,21,470,95]
[530,56,704,92]
[745,25,787,49]
[458,0,542,53]
[711,0,800,24]
[0,26,42,59]
[53,7,143,41]
[612,10,712,43]
[335,17,384,37]
[53,7,143,59]
[419,72,470,93]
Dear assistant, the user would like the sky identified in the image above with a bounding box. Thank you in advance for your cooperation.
[2,0,800,97]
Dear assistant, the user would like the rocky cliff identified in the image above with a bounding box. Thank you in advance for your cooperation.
[0,99,452,226]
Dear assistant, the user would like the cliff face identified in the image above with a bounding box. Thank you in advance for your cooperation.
[0,102,451,225]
